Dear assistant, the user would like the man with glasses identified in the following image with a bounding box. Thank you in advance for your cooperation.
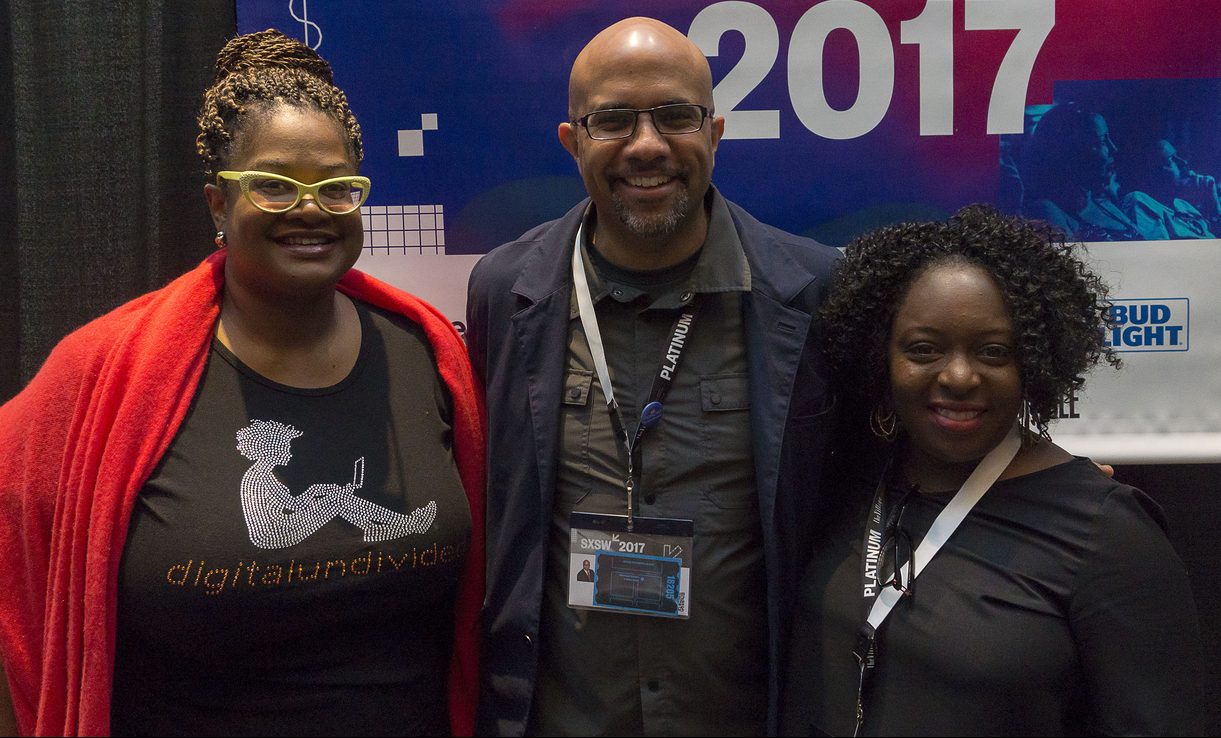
[467,16,841,736]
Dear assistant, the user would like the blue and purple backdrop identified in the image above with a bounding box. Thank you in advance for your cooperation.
[237,0,1221,461]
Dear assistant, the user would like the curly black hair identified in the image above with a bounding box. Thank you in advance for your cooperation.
[196,29,363,181]
[820,203,1121,437]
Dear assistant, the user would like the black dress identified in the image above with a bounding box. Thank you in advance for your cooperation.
[781,457,1204,736]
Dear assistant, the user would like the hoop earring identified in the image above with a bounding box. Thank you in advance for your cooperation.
[214,230,227,249]
[870,404,898,442]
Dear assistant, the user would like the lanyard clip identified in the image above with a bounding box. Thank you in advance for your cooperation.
[853,625,876,738]
[853,626,877,671]
[625,477,635,531]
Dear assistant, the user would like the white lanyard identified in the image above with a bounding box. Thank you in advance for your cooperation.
[572,220,619,412]
[570,221,699,530]
[852,425,1021,736]
[865,424,1021,631]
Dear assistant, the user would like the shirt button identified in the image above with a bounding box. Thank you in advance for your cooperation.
[524,634,533,646]
[613,288,624,297]
[710,392,722,405]
[568,387,581,399]
[647,678,660,692]
[644,493,657,505]
[680,290,694,302]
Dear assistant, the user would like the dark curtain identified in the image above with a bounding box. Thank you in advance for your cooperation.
[1,0,236,401]
[1114,462,1221,732]
[1,6,18,400]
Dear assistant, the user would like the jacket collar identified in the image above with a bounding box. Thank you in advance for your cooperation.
[510,200,590,305]
[726,200,820,306]
[510,191,821,309]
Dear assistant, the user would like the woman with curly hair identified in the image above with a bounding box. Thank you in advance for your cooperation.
[0,30,483,736]
[780,204,1202,736]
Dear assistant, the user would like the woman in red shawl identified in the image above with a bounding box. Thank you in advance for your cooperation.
[0,29,484,736]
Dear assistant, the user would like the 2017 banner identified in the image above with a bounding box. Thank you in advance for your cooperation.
[237,0,1221,462]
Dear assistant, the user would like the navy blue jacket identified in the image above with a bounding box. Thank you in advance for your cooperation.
[466,198,841,736]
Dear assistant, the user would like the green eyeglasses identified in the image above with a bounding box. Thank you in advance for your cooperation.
[216,170,372,215]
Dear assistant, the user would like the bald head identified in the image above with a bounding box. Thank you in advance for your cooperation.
[568,17,714,119]
[558,17,724,269]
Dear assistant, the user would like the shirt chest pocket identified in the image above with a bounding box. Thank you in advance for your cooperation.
[559,370,596,458]
[562,370,593,407]
[700,374,750,413]
[696,374,756,513]
[557,369,618,509]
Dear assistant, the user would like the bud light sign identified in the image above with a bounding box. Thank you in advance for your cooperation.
[1105,299,1189,352]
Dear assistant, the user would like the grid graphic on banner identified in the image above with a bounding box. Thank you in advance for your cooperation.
[361,205,445,254]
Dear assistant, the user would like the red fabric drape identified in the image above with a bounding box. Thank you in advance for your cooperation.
[0,252,484,736]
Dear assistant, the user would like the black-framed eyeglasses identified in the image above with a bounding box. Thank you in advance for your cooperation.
[879,497,915,597]
[572,103,710,140]
[880,525,914,596]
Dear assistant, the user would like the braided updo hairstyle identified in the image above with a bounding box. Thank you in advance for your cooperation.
[196,29,363,181]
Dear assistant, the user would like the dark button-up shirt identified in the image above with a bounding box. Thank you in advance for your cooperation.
[529,191,767,735]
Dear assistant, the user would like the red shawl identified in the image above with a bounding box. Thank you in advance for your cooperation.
[0,252,485,736]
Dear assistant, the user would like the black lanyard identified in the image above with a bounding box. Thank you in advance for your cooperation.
[853,471,914,737]
[604,304,701,521]
[849,426,1019,736]
[571,220,701,530]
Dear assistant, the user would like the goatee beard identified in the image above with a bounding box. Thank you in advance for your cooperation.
[612,189,692,239]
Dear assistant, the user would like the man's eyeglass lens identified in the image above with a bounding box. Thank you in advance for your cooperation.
[580,104,708,140]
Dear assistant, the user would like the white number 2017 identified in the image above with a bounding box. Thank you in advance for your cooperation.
[689,0,1055,140]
